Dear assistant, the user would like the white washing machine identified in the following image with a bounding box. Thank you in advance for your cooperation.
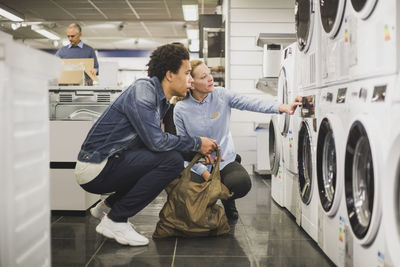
[295,0,321,91]
[347,0,400,79]
[318,0,350,85]
[296,89,320,241]
[316,86,350,266]
[382,102,400,267]
[269,114,285,207]
[277,42,302,220]
[342,76,394,267]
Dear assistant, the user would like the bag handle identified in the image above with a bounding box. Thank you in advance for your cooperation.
[183,149,222,181]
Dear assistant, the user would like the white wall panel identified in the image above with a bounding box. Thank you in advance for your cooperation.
[230,51,263,65]
[230,122,256,137]
[237,150,257,165]
[233,136,257,151]
[230,37,262,51]
[231,65,263,80]
[231,109,272,123]
[231,22,295,37]
[231,0,295,9]
[230,9,295,23]
[229,80,256,91]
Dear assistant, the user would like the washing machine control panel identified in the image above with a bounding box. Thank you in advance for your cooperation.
[301,95,315,118]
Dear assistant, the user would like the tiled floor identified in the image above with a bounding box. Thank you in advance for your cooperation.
[51,175,335,267]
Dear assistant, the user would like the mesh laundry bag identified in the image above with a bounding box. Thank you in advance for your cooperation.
[153,150,232,238]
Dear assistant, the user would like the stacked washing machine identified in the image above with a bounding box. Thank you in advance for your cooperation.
[278,43,302,223]
[314,0,400,266]
[269,111,285,207]
[293,0,321,242]
[382,85,400,267]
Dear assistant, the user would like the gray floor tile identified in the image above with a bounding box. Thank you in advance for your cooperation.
[50,174,334,267]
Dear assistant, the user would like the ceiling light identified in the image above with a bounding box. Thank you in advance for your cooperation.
[186,29,199,39]
[0,5,24,22]
[31,25,60,40]
[182,5,198,21]
[11,23,21,30]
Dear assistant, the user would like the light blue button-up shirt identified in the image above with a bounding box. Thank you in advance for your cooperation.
[174,86,280,175]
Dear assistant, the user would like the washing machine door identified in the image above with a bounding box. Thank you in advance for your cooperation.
[298,121,313,204]
[269,117,281,176]
[278,67,290,137]
[295,0,314,52]
[317,118,337,213]
[350,0,378,19]
[345,121,374,240]
[319,0,346,38]
[383,133,400,265]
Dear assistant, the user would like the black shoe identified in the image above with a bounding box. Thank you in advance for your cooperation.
[235,154,242,164]
[222,199,239,220]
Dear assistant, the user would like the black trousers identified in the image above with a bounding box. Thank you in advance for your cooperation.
[81,148,184,222]
[190,161,252,200]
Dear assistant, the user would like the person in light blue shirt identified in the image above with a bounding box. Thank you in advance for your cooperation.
[55,23,99,76]
[174,60,301,220]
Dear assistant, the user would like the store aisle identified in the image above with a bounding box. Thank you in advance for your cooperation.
[51,174,334,267]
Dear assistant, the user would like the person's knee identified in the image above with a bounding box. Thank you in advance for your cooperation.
[232,176,252,199]
[162,150,184,173]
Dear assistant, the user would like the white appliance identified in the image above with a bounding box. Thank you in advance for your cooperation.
[50,120,99,211]
[347,0,400,80]
[295,0,321,90]
[0,32,61,267]
[296,90,320,241]
[277,43,301,220]
[342,76,394,267]
[318,0,349,85]
[382,102,400,267]
[316,86,349,266]
[269,115,285,207]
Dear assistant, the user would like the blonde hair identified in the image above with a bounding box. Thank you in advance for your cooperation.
[190,60,204,78]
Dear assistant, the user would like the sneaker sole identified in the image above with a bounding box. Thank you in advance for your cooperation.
[96,224,149,247]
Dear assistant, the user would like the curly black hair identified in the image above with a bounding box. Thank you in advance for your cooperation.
[147,43,190,81]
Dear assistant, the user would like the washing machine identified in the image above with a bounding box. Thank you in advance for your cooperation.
[347,0,400,80]
[316,85,350,266]
[269,114,285,207]
[295,0,321,91]
[318,0,350,85]
[382,102,400,267]
[342,76,394,267]
[276,42,302,220]
[296,89,320,241]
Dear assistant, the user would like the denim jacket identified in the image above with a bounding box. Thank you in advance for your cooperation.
[77,76,202,163]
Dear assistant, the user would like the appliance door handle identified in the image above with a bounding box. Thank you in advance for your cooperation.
[68,109,101,120]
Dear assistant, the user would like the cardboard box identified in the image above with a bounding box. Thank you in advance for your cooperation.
[58,58,99,85]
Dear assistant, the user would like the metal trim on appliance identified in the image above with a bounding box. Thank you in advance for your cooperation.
[269,119,281,176]
[350,0,378,19]
[345,120,378,243]
[319,0,346,38]
[298,121,313,205]
[317,118,337,213]
[295,0,314,53]
[279,67,290,137]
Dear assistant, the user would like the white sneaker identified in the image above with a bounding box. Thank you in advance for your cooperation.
[90,200,111,220]
[96,215,149,246]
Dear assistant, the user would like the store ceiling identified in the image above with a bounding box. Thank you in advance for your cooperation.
[0,0,219,50]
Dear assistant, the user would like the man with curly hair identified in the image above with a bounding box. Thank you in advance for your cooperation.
[74,44,218,246]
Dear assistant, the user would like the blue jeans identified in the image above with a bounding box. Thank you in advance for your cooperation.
[81,148,184,222]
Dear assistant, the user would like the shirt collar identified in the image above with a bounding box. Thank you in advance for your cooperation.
[151,76,167,103]
[68,41,83,48]
[188,90,210,104]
